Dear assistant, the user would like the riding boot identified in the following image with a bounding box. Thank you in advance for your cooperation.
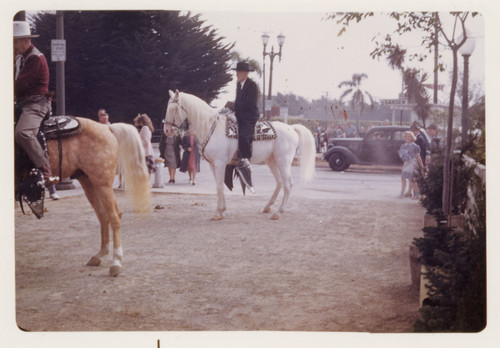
[39,162,60,186]
[235,158,255,194]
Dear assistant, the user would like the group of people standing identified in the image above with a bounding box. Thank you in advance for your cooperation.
[159,126,200,185]
[99,109,201,187]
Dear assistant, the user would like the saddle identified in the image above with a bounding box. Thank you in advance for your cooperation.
[224,115,278,141]
[15,115,82,219]
[42,115,81,139]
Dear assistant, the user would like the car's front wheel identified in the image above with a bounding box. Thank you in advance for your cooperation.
[328,152,351,171]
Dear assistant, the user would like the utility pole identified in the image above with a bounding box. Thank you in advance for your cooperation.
[54,11,74,190]
[433,13,439,105]
[55,11,65,116]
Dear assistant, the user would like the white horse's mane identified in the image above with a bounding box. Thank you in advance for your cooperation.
[178,92,218,138]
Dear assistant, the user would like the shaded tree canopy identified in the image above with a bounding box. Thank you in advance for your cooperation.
[30,10,234,126]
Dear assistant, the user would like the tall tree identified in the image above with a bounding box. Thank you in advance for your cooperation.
[30,11,234,126]
[403,68,431,127]
[337,73,374,134]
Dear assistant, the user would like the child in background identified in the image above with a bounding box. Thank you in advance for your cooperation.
[398,131,424,198]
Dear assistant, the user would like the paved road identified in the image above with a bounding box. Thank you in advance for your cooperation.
[52,144,412,206]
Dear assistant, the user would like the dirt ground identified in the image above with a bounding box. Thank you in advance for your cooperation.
[15,189,424,332]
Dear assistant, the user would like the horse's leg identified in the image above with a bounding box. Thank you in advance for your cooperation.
[263,157,283,214]
[79,177,110,267]
[271,160,294,220]
[96,185,123,276]
[209,161,227,220]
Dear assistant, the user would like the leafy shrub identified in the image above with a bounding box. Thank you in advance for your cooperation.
[413,167,486,332]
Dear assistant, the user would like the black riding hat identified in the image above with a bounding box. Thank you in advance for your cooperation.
[233,62,254,72]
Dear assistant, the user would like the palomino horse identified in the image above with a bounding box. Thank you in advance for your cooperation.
[164,90,316,220]
[17,118,151,276]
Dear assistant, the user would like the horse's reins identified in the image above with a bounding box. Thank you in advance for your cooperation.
[200,118,218,163]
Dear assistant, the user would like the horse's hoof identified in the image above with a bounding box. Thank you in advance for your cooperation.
[109,265,122,277]
[87,256,101,267]
[271,213,280,220]
[263,207,271,213]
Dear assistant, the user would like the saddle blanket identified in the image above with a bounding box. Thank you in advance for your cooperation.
[221,109,277,141]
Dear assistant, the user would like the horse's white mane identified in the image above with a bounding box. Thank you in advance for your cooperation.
[177,92,220,141]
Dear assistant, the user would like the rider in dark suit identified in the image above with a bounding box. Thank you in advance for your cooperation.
[233,61,259,193]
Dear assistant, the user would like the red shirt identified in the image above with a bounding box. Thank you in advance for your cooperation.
[15,45,49,101]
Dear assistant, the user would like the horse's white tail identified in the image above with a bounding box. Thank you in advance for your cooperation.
[292,124,316,182]
[109,123,151,213]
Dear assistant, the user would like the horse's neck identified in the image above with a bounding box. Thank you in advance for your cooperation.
[183,96,218,145]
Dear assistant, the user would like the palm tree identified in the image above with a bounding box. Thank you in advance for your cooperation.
[387,44,407,98]
[403,69,431,127]
[387,45,431,127]
[338,73,374,135]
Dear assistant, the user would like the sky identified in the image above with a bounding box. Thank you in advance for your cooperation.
[199,11,485,108]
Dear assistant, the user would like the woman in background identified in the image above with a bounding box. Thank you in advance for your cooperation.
[398,131,424,199]
[133,113,156,178]
[159,124,181,183]
[180,129,200,185]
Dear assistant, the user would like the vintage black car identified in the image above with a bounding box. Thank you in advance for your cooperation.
[323,126,411,171]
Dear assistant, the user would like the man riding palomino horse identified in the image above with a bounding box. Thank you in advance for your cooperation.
[233,61,260,194]
[14,21,58,187]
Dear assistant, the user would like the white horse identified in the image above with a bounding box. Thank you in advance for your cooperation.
[164,90,316,220]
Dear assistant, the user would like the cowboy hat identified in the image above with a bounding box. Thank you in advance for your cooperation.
[14,21,39,39]
[233,62,254,72]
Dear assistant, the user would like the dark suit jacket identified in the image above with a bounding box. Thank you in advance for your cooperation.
[234,78,259,123]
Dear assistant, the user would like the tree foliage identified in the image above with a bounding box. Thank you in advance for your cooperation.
[30,11,234,126]
[403,69,431,126]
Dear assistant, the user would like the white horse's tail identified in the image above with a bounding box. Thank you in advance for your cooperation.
[292,124,316,182]
[109,123,151,213]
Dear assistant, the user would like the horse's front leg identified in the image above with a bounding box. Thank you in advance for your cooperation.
[80,178,110,267]
[210,162,227,220]
[98,186,123,276]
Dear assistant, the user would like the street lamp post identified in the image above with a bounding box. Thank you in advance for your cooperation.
[458,31,476,148]
[261,32,285,119]
[261,33,269,119]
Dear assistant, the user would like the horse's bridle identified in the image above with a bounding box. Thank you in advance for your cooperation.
[163,99,188,128]
[163,97,219,164]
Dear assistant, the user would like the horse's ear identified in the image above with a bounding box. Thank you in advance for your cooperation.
[172,90,179,102]
[169,90,175,98]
